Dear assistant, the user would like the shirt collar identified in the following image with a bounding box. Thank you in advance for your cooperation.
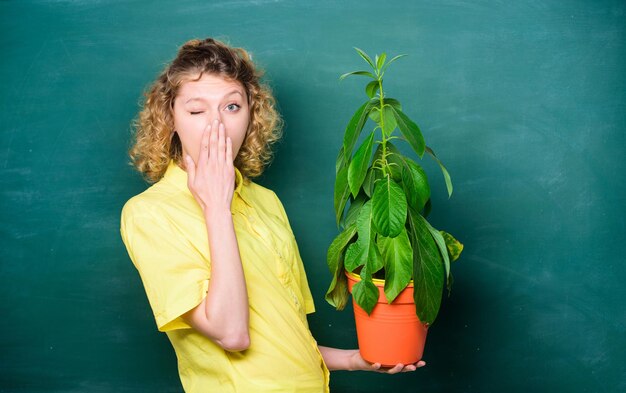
[162,160,252,207]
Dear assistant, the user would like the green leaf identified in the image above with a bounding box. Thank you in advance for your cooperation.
[361,237,383,280]
[343,101,368,160]
[370,141,384,162]
[363,166,383,198]
[381,105,397,136]
[441,231,464,262]
[344,241,364,273]
[385,142,404,182]
[408,208,444,325]
[368,107,381,123]
[368,105,397,136]
[335,146,345,174]
[352,279,379,315]
[340,70,375,81]
[348,132,375,197]
[325,223,358,310]
[425,146,453,198]
[356,200,383,277]
[344,192,367,228]
[423,219,451,283]
[365,80,379,98]
[354,47,376,70]
[333,163,350,226]
[376,52,387,70]
[371,176,407,237]
[381,54,407,74]
[344,201,377,273]
[378,229,413,303]
[385,98,402,111]
[327,224,357,275]
[357,227,383,280]
[343,99,378,160]
[390,106,426,158]
[401,158,430,212]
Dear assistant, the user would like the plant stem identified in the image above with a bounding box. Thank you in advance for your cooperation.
[378,78,390,177]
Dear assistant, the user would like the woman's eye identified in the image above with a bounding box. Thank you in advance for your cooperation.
[225,104,241,112]
[189,111,204,115]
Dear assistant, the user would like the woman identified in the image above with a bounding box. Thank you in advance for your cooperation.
[120,37,424,392]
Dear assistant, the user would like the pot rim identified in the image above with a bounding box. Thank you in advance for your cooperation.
[345,270,415,288]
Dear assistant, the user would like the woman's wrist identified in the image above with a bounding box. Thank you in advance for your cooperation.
[345,349,361,371]
[204,206,232,222]
[318,346,361,371]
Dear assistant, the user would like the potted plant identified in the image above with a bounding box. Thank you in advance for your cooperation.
[325,48,464,366]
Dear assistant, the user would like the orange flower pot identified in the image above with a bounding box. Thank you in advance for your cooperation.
[346,271,428,367]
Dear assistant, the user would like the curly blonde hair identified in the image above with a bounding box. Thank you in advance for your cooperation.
[129,38,283,183]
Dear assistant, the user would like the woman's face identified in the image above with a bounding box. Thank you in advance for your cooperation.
[173,73,250,166]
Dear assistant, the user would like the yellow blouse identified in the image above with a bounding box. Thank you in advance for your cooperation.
[120,160,330,392]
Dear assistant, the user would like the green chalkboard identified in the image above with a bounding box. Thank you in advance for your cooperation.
[1,1,624,392]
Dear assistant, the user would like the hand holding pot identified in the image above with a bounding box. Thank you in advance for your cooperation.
[349,350,426,374]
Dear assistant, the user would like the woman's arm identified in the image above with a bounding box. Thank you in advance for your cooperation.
[318,346,426,373]
[181,121,250,352]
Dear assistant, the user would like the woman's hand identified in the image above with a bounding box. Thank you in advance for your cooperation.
[318,346,425,373]
[348,350,426,374]
[180,119,250,352]
[185,120,235,213]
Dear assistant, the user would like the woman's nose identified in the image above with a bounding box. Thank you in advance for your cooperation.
[210,110,222,124]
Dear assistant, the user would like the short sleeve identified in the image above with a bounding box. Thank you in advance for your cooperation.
[120,203,209,332]
[271,192,316,314]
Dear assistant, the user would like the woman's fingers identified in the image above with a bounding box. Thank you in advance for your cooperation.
[375,361,424,374]
[186,120,234,213]
[209,119,219,163]
[402,364,417,372]
[391,361,425,373]
[386,364,405,374]
[199,122,211,166]
[217,123,226,164]
[185,155,196,183]
[353,350,425,374]
[226,136,233,167]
